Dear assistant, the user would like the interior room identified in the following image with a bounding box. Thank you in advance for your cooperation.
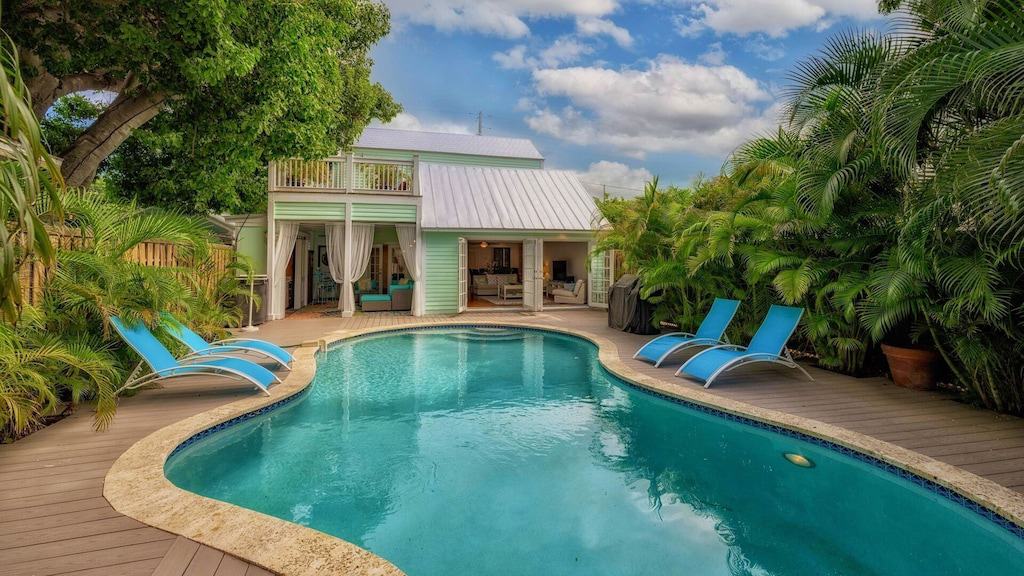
[468,240,523,308]
[283,223,415,316]
[542,241,589,307]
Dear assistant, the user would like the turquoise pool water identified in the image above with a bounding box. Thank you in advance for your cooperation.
[166,328,1024,575]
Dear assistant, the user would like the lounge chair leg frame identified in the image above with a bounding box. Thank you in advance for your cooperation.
[115,354,279,396]
[700,348,814,388]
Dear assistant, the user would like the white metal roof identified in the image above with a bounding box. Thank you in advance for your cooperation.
[356,128,544,160]
[419,163,599,231]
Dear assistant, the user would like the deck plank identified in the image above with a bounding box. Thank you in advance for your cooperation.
[183,545,226,576]
[151,537,201,576]
[213,555,250,576]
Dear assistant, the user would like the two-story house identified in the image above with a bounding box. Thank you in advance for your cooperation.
[228,127,613,320]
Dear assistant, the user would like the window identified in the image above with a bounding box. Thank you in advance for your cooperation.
[493,247,511,269]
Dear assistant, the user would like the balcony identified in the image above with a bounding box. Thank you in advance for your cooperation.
[269,155,416,195]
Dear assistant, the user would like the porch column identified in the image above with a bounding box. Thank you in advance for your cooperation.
[413,218,424,316]
[341,201,354,317]
[266,200,279,320]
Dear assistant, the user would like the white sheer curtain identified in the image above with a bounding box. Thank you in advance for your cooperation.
[343,223,375,312]
[325,223,345,284]
[325,223,375,311]
[271,222,299,319]
[395,224,422,315]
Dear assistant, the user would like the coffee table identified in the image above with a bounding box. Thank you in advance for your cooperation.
[500,284,523,300]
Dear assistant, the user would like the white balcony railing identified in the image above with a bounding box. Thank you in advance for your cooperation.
[269,154,417,195]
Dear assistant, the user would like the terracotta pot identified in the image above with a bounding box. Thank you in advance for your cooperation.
[881,344,940,390]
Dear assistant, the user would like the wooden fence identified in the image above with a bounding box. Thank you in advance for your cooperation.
[17,228,235,307]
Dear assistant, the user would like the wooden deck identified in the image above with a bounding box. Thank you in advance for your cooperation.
[0,377,277,575]
[2,308,1023,574]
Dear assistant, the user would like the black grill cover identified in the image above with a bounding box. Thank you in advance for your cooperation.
[608,274,660,334]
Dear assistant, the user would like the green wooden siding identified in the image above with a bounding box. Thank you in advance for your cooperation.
[235,224,267,275]
[424,232,460,314]
[351,202,417,223]
[273,201,345,221]
[354,148,543,169]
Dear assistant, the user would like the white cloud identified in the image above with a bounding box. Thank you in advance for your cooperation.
[745,36,785,61]
[493,45,535,70]
[575,161,653,197]
[383,0,619,38]
[525,55,776,158]
[575,17,634,48]
[672,13,707,38]
[493,36,594,70]
[673,0,878,38]
[375,112,473,134]
[539,37,594,67]
[698,42,727,65]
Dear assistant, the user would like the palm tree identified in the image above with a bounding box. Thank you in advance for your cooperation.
[865,0,1024,411]
[47,192,214,336]
[0,306,118,438]
[0,33,63,322]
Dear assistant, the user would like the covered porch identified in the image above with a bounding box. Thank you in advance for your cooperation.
[266,195,423,320]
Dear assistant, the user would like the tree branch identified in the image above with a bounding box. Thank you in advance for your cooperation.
[27,71,125,118]
[59,88,166,187]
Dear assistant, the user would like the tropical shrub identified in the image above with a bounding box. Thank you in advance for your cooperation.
[597,0,1024,412]
[0,33,62,322]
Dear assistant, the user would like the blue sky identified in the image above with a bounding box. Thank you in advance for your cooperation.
[372,1,887,196]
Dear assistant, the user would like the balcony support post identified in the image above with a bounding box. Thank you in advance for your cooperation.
[345,152,354,194]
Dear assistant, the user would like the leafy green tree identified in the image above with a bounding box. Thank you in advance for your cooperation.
[102,113,271,214]
[6,0,399,187]
[38,94,104,156]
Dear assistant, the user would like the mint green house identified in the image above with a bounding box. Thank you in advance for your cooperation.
[231,128,612,320]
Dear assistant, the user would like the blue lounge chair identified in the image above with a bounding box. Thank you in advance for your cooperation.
[111,317,280,395]
[676,305,813,388]
[633,298,741,367]
[161,313,293,369]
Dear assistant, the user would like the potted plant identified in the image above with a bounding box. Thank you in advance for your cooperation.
[881,342,940,390]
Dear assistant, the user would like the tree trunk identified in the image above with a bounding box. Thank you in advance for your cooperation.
[59,88,166,187]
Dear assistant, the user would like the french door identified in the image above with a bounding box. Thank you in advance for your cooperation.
[522,238,543,311]
[458,237,468,312]
[589,245,613,308]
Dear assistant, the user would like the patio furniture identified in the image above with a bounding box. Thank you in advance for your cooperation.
[390,282,413,311]
[110,316,279,395]
[161,313,293,369]
[472,273,518,297]
[676,305,813,388]
[354,278,378,304]
[634,298,740,367]
[500,284,523,300]
[313,269,337,304]
[552,279,586,304]
[361,293,392,312]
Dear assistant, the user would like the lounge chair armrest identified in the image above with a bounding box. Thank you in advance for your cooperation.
[177,353,247,365]
[213,337,282,346]
[701,343,747,352]
[179,346,223,359]
[644,332,695,344]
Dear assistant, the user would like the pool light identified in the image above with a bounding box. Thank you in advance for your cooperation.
[783,452,815,468]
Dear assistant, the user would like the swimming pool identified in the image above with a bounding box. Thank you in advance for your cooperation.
[166,327,1024,575]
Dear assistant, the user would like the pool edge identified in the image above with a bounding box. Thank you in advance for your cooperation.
[104,321,1024,576]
